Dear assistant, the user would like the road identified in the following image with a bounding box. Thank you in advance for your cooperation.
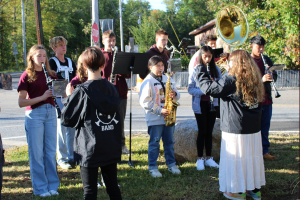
[0,72,299,149]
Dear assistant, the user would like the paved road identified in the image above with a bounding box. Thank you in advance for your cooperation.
[0,72,298,149]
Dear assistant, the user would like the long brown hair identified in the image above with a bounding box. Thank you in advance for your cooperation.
[76,55,87,83]
[26,45,53,82]
[228,50,264,106]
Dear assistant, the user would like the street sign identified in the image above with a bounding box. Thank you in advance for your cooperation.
[12,42,18,55]
[91,22,99,44]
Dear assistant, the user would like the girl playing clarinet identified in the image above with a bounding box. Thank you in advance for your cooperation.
[197,50,265,200]
[188,46,221,171]
[17,45,60,197]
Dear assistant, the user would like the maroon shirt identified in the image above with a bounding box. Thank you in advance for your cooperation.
[253,58,272,106]
[100,48,131,99]
[70,75,88,87]
[17,71,57,111]
[146,44,171,73]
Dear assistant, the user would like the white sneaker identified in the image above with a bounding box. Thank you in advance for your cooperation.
[38,192,51,197]
[196,158,205,171]
[58,162,72,169]
[168,165,181,174]
[49,190,59,196]
[122,146,130,154]
[205,157,219,168]
[149,169,162,178]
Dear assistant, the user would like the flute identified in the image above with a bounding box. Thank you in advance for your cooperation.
[42,63,62,118]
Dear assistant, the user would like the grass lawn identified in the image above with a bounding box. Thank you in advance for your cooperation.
[2,133,299,200]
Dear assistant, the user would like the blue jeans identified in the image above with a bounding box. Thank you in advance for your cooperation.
[148,125,176,170]
[261,104,272,155]
[56,97,75,165]
[25,104,60,195]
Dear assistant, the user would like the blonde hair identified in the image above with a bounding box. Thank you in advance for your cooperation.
[26,45,53,83]
[49,36,68,50]
[228,50,265,106]
[76,55,86,83]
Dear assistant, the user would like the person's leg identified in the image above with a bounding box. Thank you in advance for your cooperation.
[161,125,176,168]
[148,125,164,170]
[195,101,209,158]
[101,163,122,200]
[205,109,217,157]
[44,105,60,192]
[25,105,48,195]
[66,127,75,163]
[261,104,273,155]
[56,98,69,167]
[80,166,98,200]
[0,134,3,199]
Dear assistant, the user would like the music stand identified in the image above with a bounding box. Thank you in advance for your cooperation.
[112,52,150,167]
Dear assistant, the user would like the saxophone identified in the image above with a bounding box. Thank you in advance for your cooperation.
[164,73,180,127]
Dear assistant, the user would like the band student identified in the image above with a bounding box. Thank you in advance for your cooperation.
[18,45,60,197]
[139,56,181,178]
[61,47,122,200]
[188,46,221,171]
[49,36,77,170]
[140,29,170,79]
[197,50,266,200]
[70,55,88,87]
[250,35,277,160]
[101,30,131,155]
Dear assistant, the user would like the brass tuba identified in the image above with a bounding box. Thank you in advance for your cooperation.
[215,6,249,75]
[216,5,249,47]
[164,73,179,127]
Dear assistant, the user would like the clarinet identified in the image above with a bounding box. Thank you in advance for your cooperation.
[42,63,62,118]
[206,63,216,112]
[110,46,118,84]
[261,53,281,98]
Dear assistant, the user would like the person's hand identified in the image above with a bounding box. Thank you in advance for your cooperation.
[66,83,74,96]
[262,73,273,82]
[41,89,53,100]
[169,91,176,99]
[161,109,170,117]
[220,53,229,58]
[222,64,230,72]
[51,70,57,76]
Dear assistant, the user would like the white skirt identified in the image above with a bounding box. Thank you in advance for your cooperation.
[219,131,266,193]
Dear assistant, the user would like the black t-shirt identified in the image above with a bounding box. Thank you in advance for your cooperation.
[49,57,77,82]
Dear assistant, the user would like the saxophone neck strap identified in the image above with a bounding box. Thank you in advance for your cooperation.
[150,72,165,96]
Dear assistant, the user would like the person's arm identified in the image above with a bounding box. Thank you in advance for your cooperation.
[196,64,235,98]
[188,68,205,97]
[139,80,163,116]
[18,89,53,108]
[61,86,85,128]
[72,61,77,78]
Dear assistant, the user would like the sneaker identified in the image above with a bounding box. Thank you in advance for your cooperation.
[149,169,162,178]
[205,157,219,168]
[168,165,181,174]
[196,158,205,171]
[246,190,261,200]
[49,190,59,196]
[223,192,246,200]
[122,146,130,154]
[58,162,72,169]
[263,153,276,160]
[38,192,51,197]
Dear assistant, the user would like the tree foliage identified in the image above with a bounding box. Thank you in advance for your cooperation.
[206,0,299,69]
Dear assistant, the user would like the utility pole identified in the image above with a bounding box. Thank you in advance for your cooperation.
[119,0,124,51]
[33,0,44,45]
[91,0,100,47]
[21,0,26,67]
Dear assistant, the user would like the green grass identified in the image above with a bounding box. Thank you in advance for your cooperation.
[2,133,299,200]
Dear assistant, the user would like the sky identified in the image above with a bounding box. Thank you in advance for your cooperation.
[123,0,167,11]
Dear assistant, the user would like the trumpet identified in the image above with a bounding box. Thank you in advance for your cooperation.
[261,53,281,98]
[215,57,228,76]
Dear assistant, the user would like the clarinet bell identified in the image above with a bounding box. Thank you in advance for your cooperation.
[275,91,281,98]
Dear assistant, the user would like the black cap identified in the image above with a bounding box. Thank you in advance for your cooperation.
[250,35,266,45]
